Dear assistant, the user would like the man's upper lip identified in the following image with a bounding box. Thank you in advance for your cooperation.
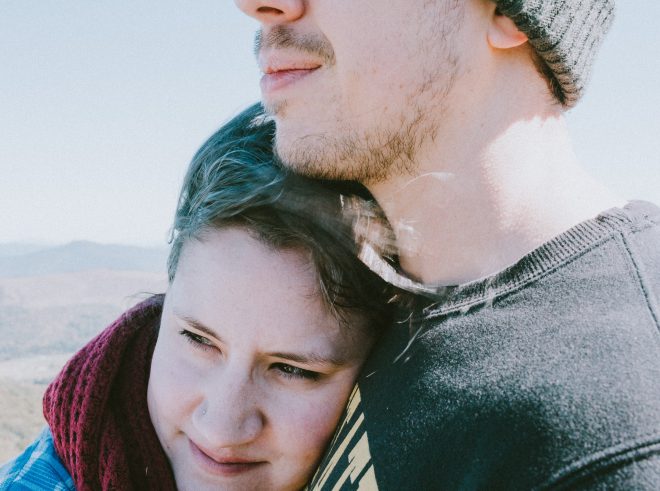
[259,53,322,74]
[191,439,265,465]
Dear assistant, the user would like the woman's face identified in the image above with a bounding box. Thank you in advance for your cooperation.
[148,227,371,491]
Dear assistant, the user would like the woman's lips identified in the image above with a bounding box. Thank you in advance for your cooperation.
[260,67,319,95]
[189,439,267,477]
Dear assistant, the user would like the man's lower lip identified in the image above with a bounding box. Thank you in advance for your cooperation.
[189,440,266,477]
[260,68,318,95]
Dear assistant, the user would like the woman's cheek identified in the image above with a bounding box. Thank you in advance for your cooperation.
[149,335,203,436]
[270,381,352,462]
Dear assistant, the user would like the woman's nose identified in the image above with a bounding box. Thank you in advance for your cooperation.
[234,0,305,25]
[194,376,265,448]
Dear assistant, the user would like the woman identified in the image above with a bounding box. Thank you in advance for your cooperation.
[0,104,395,490]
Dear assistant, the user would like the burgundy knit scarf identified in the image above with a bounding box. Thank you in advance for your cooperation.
[43,295,177,491]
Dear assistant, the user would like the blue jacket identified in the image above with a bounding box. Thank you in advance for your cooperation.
[0,427,74,490]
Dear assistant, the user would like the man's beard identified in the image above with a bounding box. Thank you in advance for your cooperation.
[269,63,460,185]
[258,5,462,185]
[271,105,436,184]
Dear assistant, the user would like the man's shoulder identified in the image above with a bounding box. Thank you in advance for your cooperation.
[0,427,74,491]
[616,199,660,297]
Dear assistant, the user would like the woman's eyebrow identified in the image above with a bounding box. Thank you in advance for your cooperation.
[268,351,348,367]
[175,313,224,342]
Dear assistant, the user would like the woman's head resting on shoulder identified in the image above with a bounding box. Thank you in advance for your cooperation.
[148,103,395,490]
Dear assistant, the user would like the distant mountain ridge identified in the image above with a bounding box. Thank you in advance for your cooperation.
[0,241,168,278]
[0,243,49,258]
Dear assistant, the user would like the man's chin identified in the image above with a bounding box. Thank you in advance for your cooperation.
[275,142,328,179]
[271,111,407,184]
[262,97,287,119]
[273,127,325,175]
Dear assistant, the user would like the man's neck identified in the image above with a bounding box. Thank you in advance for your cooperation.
[368,115,625,286]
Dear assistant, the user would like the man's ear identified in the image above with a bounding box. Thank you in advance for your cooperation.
[487,8,528,49]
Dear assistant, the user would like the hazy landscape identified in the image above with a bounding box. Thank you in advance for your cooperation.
[0,242,168,462]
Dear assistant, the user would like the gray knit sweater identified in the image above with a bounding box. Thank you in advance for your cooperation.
[310,200,660,490]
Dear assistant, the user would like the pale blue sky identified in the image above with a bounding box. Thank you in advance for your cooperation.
[1,1,658,246]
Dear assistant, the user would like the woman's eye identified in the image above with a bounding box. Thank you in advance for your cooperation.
[272,363,320,381]
[179,329,215,351]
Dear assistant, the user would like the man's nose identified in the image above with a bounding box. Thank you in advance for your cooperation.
[234,0,304,24]
[194,375,266,448]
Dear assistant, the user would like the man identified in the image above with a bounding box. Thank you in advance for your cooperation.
[236,1,660,489]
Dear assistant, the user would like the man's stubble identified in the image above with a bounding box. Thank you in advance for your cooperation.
[262,2,464,185]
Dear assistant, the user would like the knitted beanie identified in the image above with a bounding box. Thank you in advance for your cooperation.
[494,0,615,108]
